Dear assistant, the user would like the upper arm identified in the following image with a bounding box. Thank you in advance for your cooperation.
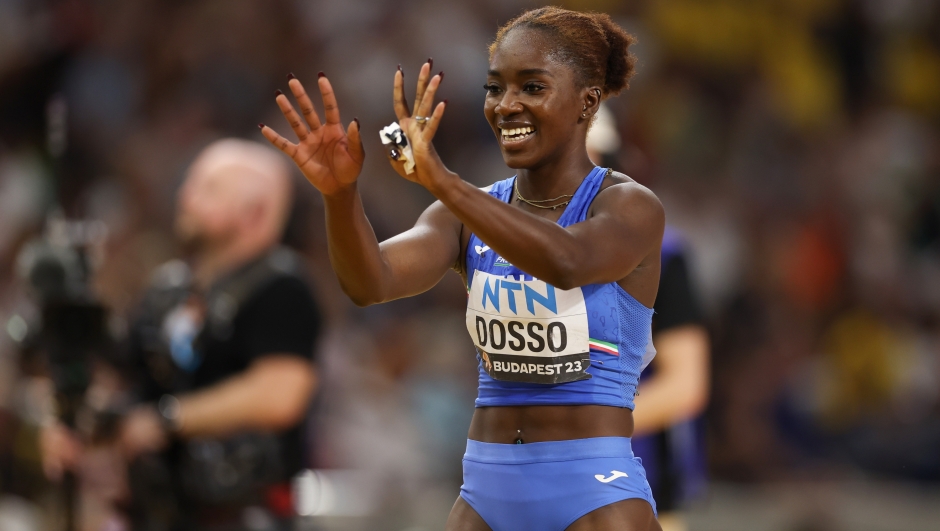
[563,182,665,286]
[376,199,463,302]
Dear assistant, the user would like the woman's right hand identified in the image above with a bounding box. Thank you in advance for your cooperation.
[261,74,364,196]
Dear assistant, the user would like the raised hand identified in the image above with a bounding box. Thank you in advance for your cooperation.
[389,61,450,190]
[261,74,364,196]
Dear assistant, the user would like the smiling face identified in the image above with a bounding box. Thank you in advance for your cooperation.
[484,27,593,170]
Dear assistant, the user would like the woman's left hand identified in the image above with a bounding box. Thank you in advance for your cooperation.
[389,61,452,192]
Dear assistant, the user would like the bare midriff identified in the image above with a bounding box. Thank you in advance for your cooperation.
[468,405,634,444]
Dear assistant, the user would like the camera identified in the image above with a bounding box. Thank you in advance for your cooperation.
[15,213,111,428]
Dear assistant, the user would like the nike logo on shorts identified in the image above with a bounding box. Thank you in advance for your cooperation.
[475,245,490,255]
[595,470,629,483]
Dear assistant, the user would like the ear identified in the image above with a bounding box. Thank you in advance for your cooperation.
[580,86,602,122]
[243,200,267,229]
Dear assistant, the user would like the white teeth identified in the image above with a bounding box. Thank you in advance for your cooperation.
[501,126,534,137]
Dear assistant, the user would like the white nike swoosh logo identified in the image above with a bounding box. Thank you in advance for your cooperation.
[595,470,629,483]
[475,245,490,255]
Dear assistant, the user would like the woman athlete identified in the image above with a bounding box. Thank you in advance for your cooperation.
[261,7,664,531]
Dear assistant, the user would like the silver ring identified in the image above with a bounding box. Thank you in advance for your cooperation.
[414,115,429,124]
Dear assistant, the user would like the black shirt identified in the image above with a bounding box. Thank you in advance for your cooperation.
[192,256,321,482]
[194,273,320,389]
[130,249,321,481]
[652,251,703,334]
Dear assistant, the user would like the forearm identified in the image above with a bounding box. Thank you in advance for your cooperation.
[433,176,589,288]
[632,376,705,436]
[632,326,710,436]
[175,358,315,438]
[322,183,393,305]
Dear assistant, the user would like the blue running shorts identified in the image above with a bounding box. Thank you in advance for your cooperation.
[460,437,656,531]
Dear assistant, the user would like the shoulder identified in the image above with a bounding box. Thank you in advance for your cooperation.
[591,171,664,220]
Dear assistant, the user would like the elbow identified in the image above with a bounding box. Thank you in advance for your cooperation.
[259,388,314,431]
[543,255,582,291]
[340,282,385,307]
[550,274,579,291]
[348,293,380,307]
[679,378,710,420]
[264,401,308,430]
[684,387,709,419]
[255,363,317,430]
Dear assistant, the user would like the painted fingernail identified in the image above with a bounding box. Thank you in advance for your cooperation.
[258,123,265,129]
[438,71,444,81]
[428,57,433,68]
[390,148,400,159]
[275,89,283,96]
[353,117,360,128]
[287,72,296,80]
[318,71,325,78]
[398,64,402,72]
[444,99,448,104]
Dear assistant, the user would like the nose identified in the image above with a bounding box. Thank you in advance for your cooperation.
[494,90,523,117]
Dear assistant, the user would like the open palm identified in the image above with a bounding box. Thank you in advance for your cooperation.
[261,74,364,196]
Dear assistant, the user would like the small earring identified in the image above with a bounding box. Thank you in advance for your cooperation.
[581,113,587,118]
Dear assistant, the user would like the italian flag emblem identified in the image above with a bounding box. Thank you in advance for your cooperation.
[589,338,619,356]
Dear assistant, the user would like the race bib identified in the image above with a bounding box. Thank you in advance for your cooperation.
[466,270,591,384]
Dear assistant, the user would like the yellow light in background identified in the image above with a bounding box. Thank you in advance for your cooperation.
[882,37,940,117]
[760,22,842,130]
[650,0,843,129]
[650,0,767,70]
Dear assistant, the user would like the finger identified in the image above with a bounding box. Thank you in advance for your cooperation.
[415,74,442,122]
[259,124,298,158]
[288,76,322,131]
[414,61,432,114]
[422,101,447,140]
[393,68,410,121]
[318,74,341,125]
[346,117,364,163]
[275,91,310,141]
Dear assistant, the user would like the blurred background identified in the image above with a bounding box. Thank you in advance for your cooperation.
[1,0,939,530]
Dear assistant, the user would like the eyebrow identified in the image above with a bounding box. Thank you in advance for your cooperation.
[487,68,554,77]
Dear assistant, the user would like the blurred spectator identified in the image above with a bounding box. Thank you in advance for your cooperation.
[590,116,710,531]
[40,139,321,531]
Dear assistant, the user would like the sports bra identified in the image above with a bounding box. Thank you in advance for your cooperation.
[465,166,656,410]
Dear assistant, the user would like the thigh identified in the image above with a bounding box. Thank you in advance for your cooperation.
[565,498,660,531]
[445,496,493,531]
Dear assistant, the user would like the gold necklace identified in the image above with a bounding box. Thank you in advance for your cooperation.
[514,186,574,210]
[514,168,611,210]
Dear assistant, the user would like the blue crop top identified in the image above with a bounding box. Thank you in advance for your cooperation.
[465,166,656,410]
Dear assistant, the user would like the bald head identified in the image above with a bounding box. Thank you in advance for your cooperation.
[176,138,293,254]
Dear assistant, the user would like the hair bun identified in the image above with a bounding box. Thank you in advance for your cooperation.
[593,13,636,96]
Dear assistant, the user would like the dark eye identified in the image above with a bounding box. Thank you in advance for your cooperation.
[483,83,502,95]
[523,83,545,93]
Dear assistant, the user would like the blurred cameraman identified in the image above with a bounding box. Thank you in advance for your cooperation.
[41,139,321,530]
